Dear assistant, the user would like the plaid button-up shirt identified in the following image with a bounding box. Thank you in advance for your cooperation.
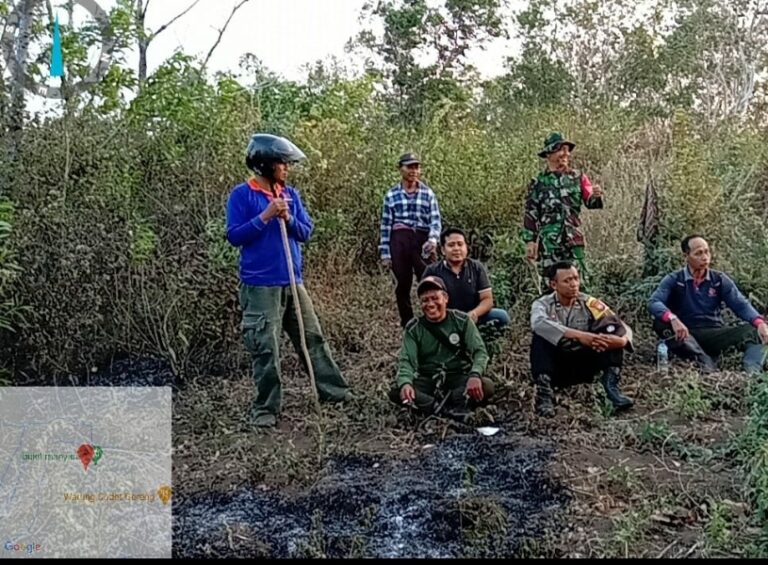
[378,181,442,260]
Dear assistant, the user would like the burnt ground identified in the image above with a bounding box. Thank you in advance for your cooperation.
[11,356,178,388]
[172,363,759,558]
[174,434,566,558]
[170,270,765,558]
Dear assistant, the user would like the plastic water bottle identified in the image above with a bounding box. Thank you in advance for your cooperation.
[657,341,669,374]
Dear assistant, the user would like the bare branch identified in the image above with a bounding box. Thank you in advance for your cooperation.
[201,0,252,71]
[150,0,202,41]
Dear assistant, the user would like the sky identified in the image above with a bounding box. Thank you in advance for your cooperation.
[144,0,518,81]
[12,0,520,114]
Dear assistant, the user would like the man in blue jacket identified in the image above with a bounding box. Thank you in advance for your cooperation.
[648,234,768,374]
[226,134,350,428]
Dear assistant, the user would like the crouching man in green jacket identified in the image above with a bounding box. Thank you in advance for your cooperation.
[388,275,495,421]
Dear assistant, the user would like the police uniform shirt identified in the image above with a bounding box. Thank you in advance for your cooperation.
[530,292,634,349]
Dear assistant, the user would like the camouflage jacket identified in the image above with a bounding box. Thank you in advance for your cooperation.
[521,169,603,251]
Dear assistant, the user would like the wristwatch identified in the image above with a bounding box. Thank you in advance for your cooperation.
[668,314,678,322]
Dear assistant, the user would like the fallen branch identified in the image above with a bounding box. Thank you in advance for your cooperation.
[682,541,701,558]
[567,486,599,498]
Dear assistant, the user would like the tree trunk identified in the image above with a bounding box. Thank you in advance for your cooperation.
[5,0,35,178]
[137,0,148,87]
[8,0,34,135]
[135,0,202,90]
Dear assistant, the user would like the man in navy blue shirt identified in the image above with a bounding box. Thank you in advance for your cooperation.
[226,134,350,428]
[648,235,768,374]
[422,227,509,344]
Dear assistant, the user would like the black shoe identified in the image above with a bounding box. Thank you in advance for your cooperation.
[252,413,277,428]
[534,373,555,418]
[600,367,633,411]
[693,349,718,374]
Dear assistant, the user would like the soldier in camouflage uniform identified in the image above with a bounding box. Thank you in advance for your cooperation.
[522,132,604,281]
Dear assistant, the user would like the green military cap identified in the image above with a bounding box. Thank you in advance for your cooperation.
[538,131,576,158]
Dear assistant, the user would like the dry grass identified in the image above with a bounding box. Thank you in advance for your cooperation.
[173,264,762,557]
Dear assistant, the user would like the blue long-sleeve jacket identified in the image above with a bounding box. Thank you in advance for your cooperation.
[648,267,763,329]
[225,180,313,286]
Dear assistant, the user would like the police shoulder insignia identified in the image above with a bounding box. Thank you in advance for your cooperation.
[449,333,460,345]
[586,296,614,319]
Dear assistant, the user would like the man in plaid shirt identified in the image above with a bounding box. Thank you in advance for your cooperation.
[379,152,443,327]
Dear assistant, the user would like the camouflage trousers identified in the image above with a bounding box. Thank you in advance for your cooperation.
[537,245,589,289]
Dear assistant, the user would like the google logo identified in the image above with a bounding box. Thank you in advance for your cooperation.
[4,541,43,554]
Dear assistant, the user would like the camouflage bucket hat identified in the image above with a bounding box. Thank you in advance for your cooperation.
[538,131,576,158]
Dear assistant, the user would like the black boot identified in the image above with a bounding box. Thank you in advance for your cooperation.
[600,367,633,411]
[534,373,555,418]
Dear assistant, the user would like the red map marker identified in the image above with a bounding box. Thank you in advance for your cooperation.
[77,444,95,471]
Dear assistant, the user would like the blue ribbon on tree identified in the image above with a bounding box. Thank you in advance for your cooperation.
[50,14,63,78]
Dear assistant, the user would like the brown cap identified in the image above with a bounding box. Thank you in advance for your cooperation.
[417,275,447,296]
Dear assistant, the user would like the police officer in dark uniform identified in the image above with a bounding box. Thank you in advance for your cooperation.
[530,261,634,417]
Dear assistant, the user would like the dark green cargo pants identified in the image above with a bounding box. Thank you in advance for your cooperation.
[240,284,349,420]
[654,320,767,373]
[388,375,496,414]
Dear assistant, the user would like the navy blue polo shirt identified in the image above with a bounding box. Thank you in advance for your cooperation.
[422,258,491,313]
[648,267,764,328]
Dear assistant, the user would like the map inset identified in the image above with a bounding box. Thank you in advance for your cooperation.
[0,387,172,558]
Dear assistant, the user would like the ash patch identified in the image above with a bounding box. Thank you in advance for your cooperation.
[174,434,568,558]
[15,356,177,387]
[83,357,176,387]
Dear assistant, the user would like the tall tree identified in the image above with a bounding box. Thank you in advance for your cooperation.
[503,0,768,122]
[134,0,202,88]
[4,0,37,153]
[351,0,508,121]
